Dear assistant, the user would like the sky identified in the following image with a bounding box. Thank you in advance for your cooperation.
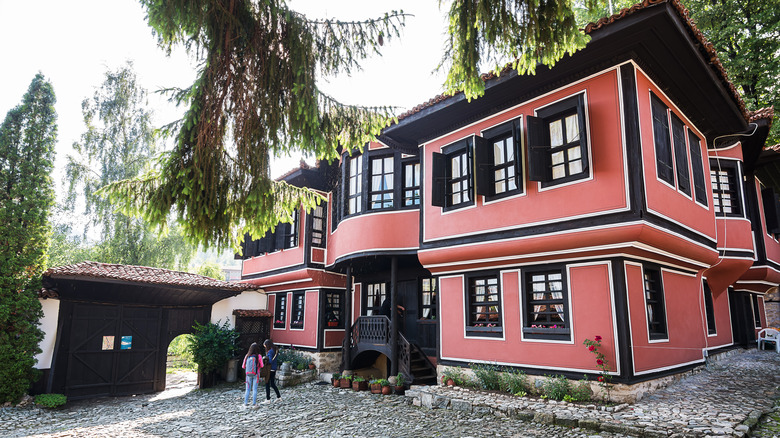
[0,0,449,186]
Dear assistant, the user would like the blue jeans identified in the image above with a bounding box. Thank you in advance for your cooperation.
[244,374,260,405]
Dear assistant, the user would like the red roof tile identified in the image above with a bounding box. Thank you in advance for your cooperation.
[232,309,273,318]
[396,0,748,123]
[44,261,259,292]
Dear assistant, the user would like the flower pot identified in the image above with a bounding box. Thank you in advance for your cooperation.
[308,363,316,370]
[394,385,406,396]
[370,384,382,394]
[381,386,392,395]
[327,321,338,327]
[446,378,455,387]
[352,381,367,391]
[332,378,339,387]
[340,378,351,388]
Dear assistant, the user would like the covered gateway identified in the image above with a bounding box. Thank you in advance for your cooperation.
[38,262,259,399]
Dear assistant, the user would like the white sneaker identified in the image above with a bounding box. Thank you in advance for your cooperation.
[262,399,271,404]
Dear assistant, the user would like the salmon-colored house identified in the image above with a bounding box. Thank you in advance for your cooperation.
[239,0,780,391]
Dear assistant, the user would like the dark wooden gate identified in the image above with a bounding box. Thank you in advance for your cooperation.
[235,316,271,353]
[730,289,757,347]
[63,303,161,398]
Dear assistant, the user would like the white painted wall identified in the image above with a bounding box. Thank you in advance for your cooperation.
[211,290,267,328]
[35,298,60,369]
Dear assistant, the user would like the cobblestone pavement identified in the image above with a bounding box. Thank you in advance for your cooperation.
[2,349,780,437]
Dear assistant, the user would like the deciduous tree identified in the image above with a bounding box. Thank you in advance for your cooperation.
[0,73,57,403]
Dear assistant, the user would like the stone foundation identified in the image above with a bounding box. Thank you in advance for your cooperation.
[294,350,342,374]
[275,368,317,388]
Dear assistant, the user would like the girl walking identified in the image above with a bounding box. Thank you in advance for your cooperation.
[263,339,281,402]
[242,343,264,407]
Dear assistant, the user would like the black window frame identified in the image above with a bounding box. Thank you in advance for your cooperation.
[709,160,742,217]
[274,293,287,329]
[331,183,341,231]
[369,154,395,210]
[290,291,305,329]
[309,202,327,249]
[651,93,675,186]
[420,277,438,320]
[761,187,780,235]
[465,273,502,338]
[431,137,475,210]
[670,114,691,197]
[527,94,590,187]
[345,154,363,216]
[522,267,571,341]
[643,265,668,340]
[688,130,708,206]
[702,280,716,335]
[323,290,344,329]
[478,118,523,200]
[402,160,421,207]
[364,282,387,316]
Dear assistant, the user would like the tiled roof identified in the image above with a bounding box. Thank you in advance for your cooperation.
[396,0,748,123]
[750,107,775,124]
[43,261,258,292]
[232,309,273,317]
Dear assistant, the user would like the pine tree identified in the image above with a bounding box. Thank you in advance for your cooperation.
[0,73,57,403]
[65,63,196,270]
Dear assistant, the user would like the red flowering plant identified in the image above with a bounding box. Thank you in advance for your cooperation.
[583,335,612,402]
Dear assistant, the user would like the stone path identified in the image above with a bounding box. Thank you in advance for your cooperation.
[2,348,779,437]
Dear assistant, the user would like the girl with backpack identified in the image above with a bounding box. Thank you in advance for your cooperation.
[263,339,281,402]
[242,343,264,407]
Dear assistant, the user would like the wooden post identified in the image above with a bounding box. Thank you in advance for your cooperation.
[342,265,353,371]
[390,256,398,376]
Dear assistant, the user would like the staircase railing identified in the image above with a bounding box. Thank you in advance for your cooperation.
[398,332,411,378]
[350,316,390,347]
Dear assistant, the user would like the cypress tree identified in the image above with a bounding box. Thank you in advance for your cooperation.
[0,73,57,403]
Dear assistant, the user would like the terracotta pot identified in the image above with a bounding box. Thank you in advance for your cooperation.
[381,386,392,395]
[327,321,338,327]
[332,378,339,387]
[309,363,316,370]
[394,385,405,395]
[370,384,382,394]
[352,381,367,391]
[340,378,351,388]
[446,378,455,386]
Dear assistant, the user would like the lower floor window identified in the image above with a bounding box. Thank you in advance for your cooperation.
[466,275,502,336]
[365,283,387,316]
[290,291,305,329]
[523,269,570,340]
[643,266,668,340]
[274,294,287,328]
[420,278,437,320]
[324,291,343,328]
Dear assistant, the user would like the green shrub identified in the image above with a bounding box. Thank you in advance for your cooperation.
[569,377,593,402]
[396,373,406,387]
[376,378,390,386]
[187,320,239,374]
[34,393,67,408]
[541,375,571,401]
[471,363,501,390]
[500,368,528,395]
[442,367,469,386]
[276,348,312,370]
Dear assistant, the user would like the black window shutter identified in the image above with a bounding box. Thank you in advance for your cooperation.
[527,115,550,182]
[671,115,691,195]
[258,230,273,254]
[513,119,523,182]
[688,130,708,205]
[474,135,493,196]
[275,223,288,250]
[575,96,590,171]
[762,188,780,234]
[651,96,674,184]
[431,152,447,207]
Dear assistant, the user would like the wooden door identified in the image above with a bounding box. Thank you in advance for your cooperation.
[730,290,756,347]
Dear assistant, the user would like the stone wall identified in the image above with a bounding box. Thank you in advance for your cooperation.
[296,350,342,374]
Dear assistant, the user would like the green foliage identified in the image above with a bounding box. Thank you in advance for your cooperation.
[352,376,366,383]
[442,367,470,386]
[187,320,238,374]
[167,334,196,371]
[440,0,597,101]
[376,378,390,387]
[34,393,67,408]
[103,0,408,249]
[541,374,571,401]
[332,373,341,380]
[470,362,502,390]
[195,262,225,280]
[396,372,406,387]
[64,62,196,270]
[0,73,56,403]
[500,368,528,395]
[684,0,780,143]
[569,377,594,402]
[276,347,312,370]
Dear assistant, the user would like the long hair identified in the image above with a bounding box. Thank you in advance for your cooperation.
[247,342,260,356]
[263,339,275,352]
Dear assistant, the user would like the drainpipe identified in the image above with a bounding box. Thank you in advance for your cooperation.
[390,256,398,376]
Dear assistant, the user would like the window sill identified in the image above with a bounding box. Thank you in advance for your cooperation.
[466,326,503,338]
[523,327,570,341]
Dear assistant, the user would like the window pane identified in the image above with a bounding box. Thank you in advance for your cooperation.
[552,165,565,180]
[452,156,461,176]
[569,160,583,174]
[494,142,505,165]
[552,151,564,165]
[549,120,563,147]
[506,138,514,160]
[565,114,579,142]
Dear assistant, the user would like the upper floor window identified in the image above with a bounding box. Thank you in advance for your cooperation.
[688,131,709,206]
[527,94,590,186]
[365,283,387,316]
[466,274,502,337]
[431,137,474,210]
[278,209,299,249]
[670,114,691,196]
[761,187,780,235]
[290,291,305,329]
[476,119,523,200]
[403,161,421,206]
[274,294,287,329]
[522,268,570,341]
[710,161,741,217]
[651,94,675,185]
[323,291,343,328]
[310,203,327,248]
[347,154,363,215]
[370,156,394,210]
[420,277,437,320]
[643,266,667,340]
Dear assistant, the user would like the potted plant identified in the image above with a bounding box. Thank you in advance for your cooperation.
[332,373,341,387]
[352,376,368,391]
[369,379,382,394]
[339,374,352,388]
[378,378,392,395]
[395,373,406,395]
[187,320,239,389]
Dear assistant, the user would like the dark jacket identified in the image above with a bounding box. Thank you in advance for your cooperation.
[267,348,278,371]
